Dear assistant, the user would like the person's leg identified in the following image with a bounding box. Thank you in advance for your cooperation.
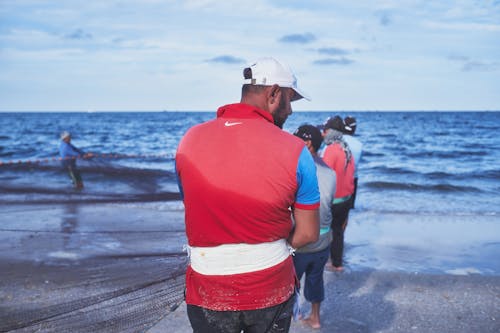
[67,166,83,189]
[330,201,350,268]
[187,304,241,333]
[292,253,307,283]
[303,303,321,329]
[73,169,83,189]
[187,297,294,333]
[302,246,329,329]
[67,166,77,185]
[242,295,294,333]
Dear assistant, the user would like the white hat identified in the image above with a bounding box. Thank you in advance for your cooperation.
[243,57,311,101]
[60,131,71,139]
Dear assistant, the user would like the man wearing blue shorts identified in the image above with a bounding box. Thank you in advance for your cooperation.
[293,124,336,329]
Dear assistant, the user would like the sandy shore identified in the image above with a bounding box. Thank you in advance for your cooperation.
[0,203,187,333]
[1,202,499,333]
[148,269,500,333]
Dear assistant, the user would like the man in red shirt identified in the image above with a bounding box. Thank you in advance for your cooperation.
[176,57,320,332]
[320,116,355,271]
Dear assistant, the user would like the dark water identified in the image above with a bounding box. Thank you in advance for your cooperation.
[1,111,499,216]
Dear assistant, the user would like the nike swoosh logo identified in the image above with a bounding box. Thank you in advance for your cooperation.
[224,121,243,127]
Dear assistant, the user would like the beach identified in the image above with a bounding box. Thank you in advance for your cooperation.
[1,202,499,333]
[1,112,499,332]
[0,202,187,333]
[149,270,500,333]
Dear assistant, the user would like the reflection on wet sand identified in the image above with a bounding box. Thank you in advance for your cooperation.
[61,204,79,251]
[0,203,187,333]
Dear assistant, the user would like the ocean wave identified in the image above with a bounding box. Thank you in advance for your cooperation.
[370,166,418,176]
[0,189,181,205]
[0,161,176,178]
[362,151,385,157]
[406,150,488,159]
[480,169,500,179]
[425,169,500,181]
[0,161,181,205]
[353,207,498,217]
[364,181,482,193]
[0,151,15,158]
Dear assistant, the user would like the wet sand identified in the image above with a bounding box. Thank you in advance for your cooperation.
[1,202,499,333]
[0,203,187,333]
[148,269,500,333]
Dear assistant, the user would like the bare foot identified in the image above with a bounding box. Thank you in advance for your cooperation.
[302,317,321,330]
[325,262,344,272]
[333,265,344,272]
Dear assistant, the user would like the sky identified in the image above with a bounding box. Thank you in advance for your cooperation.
[0,0,499,112]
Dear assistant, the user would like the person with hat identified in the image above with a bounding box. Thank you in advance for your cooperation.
[293,124,336,330]
[59,131,92,189]
[320,115,356,271]
[176,57,320,333]
[342,116,363,209]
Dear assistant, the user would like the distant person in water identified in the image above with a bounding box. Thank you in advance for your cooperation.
[59,131,92,189]
[342,116,363,209]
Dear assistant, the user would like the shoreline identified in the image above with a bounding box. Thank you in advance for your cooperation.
[1,202,499,332]
[148,269,500,333]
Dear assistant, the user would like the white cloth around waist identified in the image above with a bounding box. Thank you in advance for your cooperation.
[187,239,292,275]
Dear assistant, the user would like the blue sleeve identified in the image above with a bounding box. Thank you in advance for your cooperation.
[295,146,320,206]
[59,142,81,158]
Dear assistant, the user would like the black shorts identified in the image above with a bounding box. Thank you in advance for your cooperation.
[187,295,294,333]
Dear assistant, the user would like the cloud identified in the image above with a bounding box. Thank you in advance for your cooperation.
[313,57,354,66]
[378,12,392,26]
[448,55,499,72]
[279,33,316,44]
[462,61,498,72]
[206,55,245,64]
[448,55,469,62]
[65,28,93,40]
[424,21,500,32]
[318,47,350,56]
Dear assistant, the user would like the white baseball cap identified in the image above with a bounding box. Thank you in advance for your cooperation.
[243,57,311,101]
[60,131,71,139]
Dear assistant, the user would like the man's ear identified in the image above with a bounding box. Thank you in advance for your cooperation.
[267,84,282,113]
[269,84,281,99]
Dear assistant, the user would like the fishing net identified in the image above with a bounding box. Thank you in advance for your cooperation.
[0,254,187,333]
[0,157,188,332]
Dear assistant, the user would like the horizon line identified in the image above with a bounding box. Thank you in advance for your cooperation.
[1,109,499,113]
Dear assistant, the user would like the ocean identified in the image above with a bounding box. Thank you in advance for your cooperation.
[1,110,500,332]
[0,112,500,274]
[1,111,499,212]
[1,111,500,275]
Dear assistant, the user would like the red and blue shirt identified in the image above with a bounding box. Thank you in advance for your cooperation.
[176,103,319,310]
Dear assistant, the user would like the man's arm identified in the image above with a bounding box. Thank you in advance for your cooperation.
[288,207,319,249]
[290,146,320,248]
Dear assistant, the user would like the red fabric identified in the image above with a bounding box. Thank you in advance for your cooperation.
[322,143,355,198]
[185,257,296,311]
[176,103,314,310]
[177,103,311,246]
[295,201,320,210]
